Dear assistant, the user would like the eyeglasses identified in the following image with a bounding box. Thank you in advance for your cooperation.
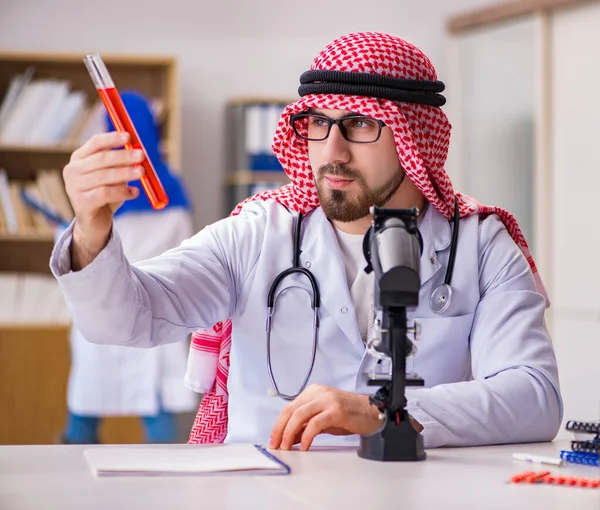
[290,113,386,143]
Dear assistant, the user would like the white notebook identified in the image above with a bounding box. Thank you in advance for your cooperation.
[83,444,291,477]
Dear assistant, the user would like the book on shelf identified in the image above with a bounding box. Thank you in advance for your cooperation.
[0,167,73,236]
[0,67,166,148]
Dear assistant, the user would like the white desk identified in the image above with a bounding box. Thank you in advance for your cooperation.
[1,439,599,510]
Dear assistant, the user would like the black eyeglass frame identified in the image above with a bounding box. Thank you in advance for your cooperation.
[290,112,387,144]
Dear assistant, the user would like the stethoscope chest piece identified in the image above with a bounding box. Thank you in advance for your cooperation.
[428,197,460,315]
[429,283,452,314]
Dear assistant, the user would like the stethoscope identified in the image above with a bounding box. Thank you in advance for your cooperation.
[429,198,460,314]
[265,198,460,400]
[266,212,320,401]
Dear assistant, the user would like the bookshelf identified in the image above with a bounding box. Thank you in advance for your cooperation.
[0,51,180,274]
[0,51,180,446]
[224,97,292,215]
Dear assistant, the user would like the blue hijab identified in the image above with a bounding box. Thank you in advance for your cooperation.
[106,90,191,216]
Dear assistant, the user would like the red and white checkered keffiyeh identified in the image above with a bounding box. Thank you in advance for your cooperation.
[186,32,548,444]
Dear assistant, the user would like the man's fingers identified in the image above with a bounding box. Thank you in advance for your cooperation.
[300,411,333,452]
[269,402,296,449]
[77,147,144,176]
[71,132,130,161]
[269,387,321,449]
[81,184,138,210]
[76,166,144,192]
[280,400,322,450]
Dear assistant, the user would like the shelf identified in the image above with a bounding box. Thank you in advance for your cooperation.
[0,235,55,274]
[0,233,54,242]
[0,145,73,180]
[0,144,77,154]
[0,143,172,182]
[0,51,180,274]
[0,51,176,66]
[226,171,290,186]
[0,323,71,331]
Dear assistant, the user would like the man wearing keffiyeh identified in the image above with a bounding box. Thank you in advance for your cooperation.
[52,32,562,452]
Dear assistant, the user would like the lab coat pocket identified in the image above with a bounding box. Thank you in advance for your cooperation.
[409,312,475,386]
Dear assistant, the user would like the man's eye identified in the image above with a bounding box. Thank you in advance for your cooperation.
[348,118,374,129]
[311,118,328,127]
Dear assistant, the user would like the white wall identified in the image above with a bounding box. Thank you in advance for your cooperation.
[445,3,600,435]
[550,1,600,430]
[449,17,537,244]
[0,0,497,228]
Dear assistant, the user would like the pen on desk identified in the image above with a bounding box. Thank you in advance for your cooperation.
[512,453,565,467]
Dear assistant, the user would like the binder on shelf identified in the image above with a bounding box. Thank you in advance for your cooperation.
[225,98,291,215]
[228,100,288,173]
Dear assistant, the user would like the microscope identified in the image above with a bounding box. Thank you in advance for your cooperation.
[357,206,426,462]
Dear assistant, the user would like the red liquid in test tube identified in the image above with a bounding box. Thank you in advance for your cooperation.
[83,53,169,210]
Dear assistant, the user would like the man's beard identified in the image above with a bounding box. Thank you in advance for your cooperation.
[315,163,406,222]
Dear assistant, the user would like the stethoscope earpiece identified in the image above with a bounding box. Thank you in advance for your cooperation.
[266,388,279,398]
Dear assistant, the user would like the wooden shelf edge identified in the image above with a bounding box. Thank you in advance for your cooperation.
[0,323,71,330]
[0,51,176,66]
[447,0,598,34]
[0,140,170,155]
[0,234,54,242]
[0,144,77,154]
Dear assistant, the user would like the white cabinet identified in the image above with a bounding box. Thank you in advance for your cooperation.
[448,17,538,243]
[447,0,600,426]
[552,316,600,436]
[551,2,600,312]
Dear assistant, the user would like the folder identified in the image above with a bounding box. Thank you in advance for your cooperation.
[84,443,291,477]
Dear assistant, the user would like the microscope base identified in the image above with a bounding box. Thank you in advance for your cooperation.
[357,411,426,462]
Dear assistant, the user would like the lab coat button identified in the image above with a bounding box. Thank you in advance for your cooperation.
[305,261,312,268]
[341,306,348,314]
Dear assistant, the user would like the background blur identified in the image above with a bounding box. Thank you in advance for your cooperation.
[0,0,598,445]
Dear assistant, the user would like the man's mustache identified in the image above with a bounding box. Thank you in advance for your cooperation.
[317,164,361,181]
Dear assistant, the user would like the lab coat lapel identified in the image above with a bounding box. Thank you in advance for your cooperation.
[300,208,365,352]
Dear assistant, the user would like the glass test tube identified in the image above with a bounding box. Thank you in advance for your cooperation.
[83,53,169,210]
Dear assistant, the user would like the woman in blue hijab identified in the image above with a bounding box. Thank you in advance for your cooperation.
[61,91,198,444]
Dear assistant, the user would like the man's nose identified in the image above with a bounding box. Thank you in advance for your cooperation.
[322,123,351,166]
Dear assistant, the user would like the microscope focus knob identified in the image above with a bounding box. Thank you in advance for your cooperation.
[407,321,421,341]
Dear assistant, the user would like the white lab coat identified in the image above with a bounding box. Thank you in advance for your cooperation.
[51,199,562,446]
[64,208,199,416]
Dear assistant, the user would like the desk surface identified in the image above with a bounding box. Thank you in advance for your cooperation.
[1,439,599,510]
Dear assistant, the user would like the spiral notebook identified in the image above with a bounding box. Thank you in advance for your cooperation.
[83,444,291,477]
